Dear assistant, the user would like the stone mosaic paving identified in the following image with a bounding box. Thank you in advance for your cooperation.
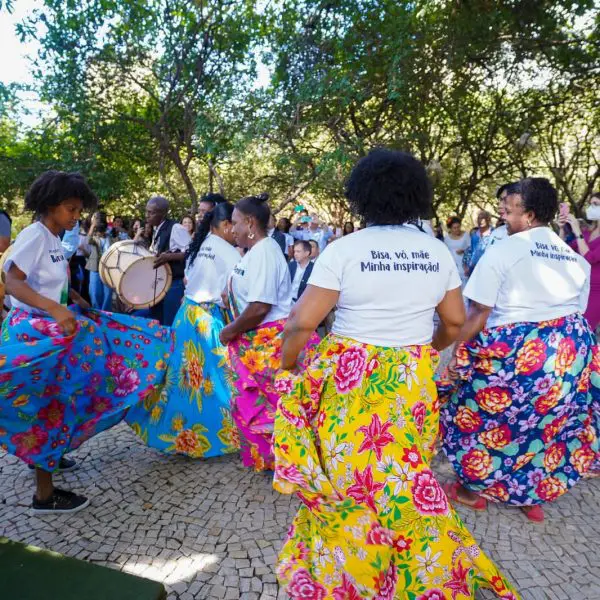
[1,423,598,600]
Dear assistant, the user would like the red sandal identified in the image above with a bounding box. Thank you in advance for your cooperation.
[443,481,488,511]
[521,505,544,523]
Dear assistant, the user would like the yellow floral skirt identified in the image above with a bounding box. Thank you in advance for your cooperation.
[273,335,519,600]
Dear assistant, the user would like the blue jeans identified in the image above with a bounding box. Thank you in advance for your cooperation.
[89,271,113,311]
[149,278,184,326]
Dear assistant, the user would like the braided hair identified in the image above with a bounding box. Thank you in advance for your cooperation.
[186,201,234,267]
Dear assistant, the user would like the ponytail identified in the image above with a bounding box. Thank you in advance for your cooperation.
[186,201,235,267]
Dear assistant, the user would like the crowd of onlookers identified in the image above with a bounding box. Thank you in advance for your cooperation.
[2,187,599,331]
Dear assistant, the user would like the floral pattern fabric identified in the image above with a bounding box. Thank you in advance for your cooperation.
[0,307,172,471]
[228,319,319,471]
[126,298,239,458]
[274,334,519,600]
[439,313,599,505]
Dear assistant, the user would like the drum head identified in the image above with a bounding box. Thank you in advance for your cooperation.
[99,241,152,288]
[118,257,172,309]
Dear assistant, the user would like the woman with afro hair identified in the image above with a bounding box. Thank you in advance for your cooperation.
[272,149,518,599]
[0,171,172,514]
[440,178,599,523]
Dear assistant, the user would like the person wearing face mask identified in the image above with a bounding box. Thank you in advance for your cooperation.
[439,178,598,523]
[559,191,600,330]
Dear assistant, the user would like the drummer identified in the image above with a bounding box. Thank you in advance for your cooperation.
[144,196,190,326]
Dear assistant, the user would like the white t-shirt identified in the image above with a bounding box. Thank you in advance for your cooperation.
[230,237,292,324]
[308,225,461,346]
[185,234,240,306]
[4,222,69,313]
[464,227,590,328]
[170,223,192,252]
[291,262,308,300]
[444,233,470,272]
[488,224,508,246]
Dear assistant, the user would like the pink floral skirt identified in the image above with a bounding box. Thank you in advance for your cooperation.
[0,307,172,471]
[228,319,319,471]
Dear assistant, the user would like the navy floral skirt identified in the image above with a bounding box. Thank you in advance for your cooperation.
[439,313,599,505]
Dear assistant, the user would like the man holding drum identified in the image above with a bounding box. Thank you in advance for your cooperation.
[145,196,189,326]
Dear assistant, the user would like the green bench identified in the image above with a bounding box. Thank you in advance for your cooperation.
[0,537,167,600]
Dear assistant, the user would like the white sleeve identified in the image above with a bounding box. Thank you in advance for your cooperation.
[307,245,342,291]
[443,249,462,291]
[245,244,281,305]
[169,224,191,252]
[463,248,503,308]
[4,228,44,278]
[579,271,591,313]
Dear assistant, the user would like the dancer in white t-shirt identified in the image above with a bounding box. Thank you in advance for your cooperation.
[1,171,172,514]
[219,194,319,471]
[126,202,242,459]
[440,177,598,524]
[271,149,517,599]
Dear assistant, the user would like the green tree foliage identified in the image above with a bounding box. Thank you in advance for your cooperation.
[1,0,599,223]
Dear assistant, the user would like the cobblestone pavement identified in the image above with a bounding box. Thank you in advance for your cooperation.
[1,423,599,600]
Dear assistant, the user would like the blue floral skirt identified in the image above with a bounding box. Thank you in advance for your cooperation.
[0,307,172,472]
[126,298,239,458]
[439,313,599,505]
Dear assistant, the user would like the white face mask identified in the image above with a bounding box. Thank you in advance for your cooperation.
[585,206,600,221]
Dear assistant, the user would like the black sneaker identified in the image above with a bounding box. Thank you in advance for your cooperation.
[31,488,90,514]
[28,457,78,472]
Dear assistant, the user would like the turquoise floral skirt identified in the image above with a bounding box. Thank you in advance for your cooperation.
[126,298,240,458]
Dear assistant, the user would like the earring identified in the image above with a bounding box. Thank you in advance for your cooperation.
[248,232,255,240]
[527,220,532,227]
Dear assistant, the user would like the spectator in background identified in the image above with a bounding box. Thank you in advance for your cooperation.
[110,216,130,241]
[488,182,516,245]
[444,216,470,284]
[467,209,494,273]
[306,215,332,251]
[195,192,225,224]
[86,212,114,311]
[289,240,313,303]
[267,213,288,257]
[181,215,195,238]
[343,221,354,236]
[308,239,319,260]
[560,190,600,331]
[0,208,11,253]
[70,219,91,300]
[134,221,153,248]
[276,216,295,258]
[130,218,143,239]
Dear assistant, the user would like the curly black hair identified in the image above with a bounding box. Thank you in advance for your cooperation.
[25,170,98,215]
[515,177,558,224]
[446,216,461,228]
[234,193,270,233]
[344,149,432,225]
[186,202,234,267]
